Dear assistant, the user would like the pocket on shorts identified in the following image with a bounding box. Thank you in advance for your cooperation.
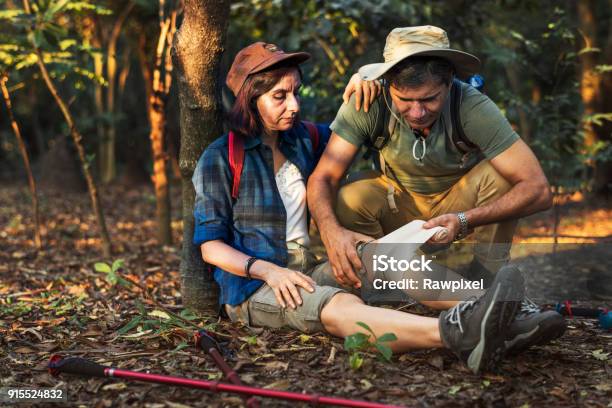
[248,286,285,329]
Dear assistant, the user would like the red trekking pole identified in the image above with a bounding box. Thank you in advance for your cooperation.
[194,330,259,408]
[48,356,404,408]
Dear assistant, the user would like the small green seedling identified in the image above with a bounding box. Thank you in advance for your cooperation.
[343,321,397,370]
[94,259,129,287]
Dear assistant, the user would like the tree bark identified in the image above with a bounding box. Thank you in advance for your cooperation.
[577,0,611,194]
[173,0,230,312]
[1,74,42,249]
[146,1,178,246]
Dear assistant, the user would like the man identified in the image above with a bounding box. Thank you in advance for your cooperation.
[308,26,565,352]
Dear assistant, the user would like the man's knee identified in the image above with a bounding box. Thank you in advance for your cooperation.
[336,175,386,225]
[469,160,512,203]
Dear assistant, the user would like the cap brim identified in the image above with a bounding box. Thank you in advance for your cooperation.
[252,51,311,75]
[359,48,480,81]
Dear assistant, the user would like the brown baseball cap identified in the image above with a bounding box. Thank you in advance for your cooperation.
[226,42,310,96]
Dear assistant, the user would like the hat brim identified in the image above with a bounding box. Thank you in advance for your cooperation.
[251,51,311,75]
[358,48,480,81]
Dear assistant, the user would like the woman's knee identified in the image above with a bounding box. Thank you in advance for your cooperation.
[320,292,363,330]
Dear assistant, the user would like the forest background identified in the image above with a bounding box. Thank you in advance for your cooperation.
[0,1,611,406]
[1,0,611,248]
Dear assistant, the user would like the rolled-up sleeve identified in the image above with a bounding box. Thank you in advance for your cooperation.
[192,146,233,246]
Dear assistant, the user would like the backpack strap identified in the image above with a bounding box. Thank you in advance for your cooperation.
[229,122,319,201]
[450,79,479,154]
[369,87,395,151]
[228,130,244,200]
[301,120,319,153]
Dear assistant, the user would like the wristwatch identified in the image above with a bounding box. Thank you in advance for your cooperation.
[455,212,469,241]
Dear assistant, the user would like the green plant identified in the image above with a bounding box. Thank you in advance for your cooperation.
[94,259,129,287]
[343,321,397,370]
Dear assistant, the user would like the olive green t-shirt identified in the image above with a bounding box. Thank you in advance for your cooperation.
[330,82,519,194]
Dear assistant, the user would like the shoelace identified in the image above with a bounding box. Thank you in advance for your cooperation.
[519,297,540,315]
[445,297,477,334]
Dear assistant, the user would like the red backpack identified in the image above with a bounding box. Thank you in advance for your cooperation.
[228,121,320,200]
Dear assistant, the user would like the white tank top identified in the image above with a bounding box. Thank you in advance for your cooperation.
[275,160,310,247]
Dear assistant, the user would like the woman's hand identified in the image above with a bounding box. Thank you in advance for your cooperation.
[342,73,382,112]
[254,262,317,309]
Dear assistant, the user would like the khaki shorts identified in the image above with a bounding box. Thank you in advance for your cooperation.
[225,244,345,333]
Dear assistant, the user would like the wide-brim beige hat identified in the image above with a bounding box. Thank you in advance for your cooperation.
[359,26,480,81]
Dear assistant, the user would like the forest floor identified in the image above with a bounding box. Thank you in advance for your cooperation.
[1,183,611,407]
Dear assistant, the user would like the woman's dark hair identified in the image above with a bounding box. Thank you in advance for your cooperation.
[228,63,302,138]
[384,56,454,89]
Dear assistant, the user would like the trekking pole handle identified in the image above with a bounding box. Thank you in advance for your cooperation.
[48,355,107,378]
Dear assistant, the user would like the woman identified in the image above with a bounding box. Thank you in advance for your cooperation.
[192,42,524,374]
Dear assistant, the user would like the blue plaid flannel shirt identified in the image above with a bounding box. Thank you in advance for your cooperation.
[192,122,331,306]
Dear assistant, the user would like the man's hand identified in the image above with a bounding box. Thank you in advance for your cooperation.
[260,265,316,309]
[321,225,374,288]
[342,73,382,113]
[424,214,462,244]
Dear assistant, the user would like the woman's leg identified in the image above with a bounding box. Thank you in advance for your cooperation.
[320,292,443,351]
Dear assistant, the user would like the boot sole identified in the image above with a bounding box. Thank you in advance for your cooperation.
[505,312,567,354]
[467,266,524,373]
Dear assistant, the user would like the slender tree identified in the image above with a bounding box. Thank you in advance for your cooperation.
[23,0,112,258]
[174,0,230,311]
[1,73,42,249]
[144,0,179,245]
[98,2,135,184]
[577,0,612,194]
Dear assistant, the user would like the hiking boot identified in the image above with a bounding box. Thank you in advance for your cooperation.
[505,298,566,354]
[439,264,524,374]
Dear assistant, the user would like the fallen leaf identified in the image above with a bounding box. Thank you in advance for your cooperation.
[102,383,127,391]
[263,379,290,390]
[448,385,461,395]
[148,310,171,320]
[592,349,609,361]
[594,383,612,392]
[263,361,288,371]
[427,355,444,370]
[165,402,192,408]
[12,346,37,354]
[360,379,373,391]
[120,329,153,339]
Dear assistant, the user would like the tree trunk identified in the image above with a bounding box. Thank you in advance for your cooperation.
[577,0,600,150]
[173,0,230,312]
[592,0,612,194]
[146,1,178,246]
[1,74,42,249]
[100,2,134,184]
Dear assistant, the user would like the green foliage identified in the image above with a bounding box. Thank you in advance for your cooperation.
[343,321,397,370]
[1,0,109,74]
[116,303,209,341]
[94,258,129,287]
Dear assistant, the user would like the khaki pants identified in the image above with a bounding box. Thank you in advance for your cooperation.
[225,246,345,333]
[336,160,517,277]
